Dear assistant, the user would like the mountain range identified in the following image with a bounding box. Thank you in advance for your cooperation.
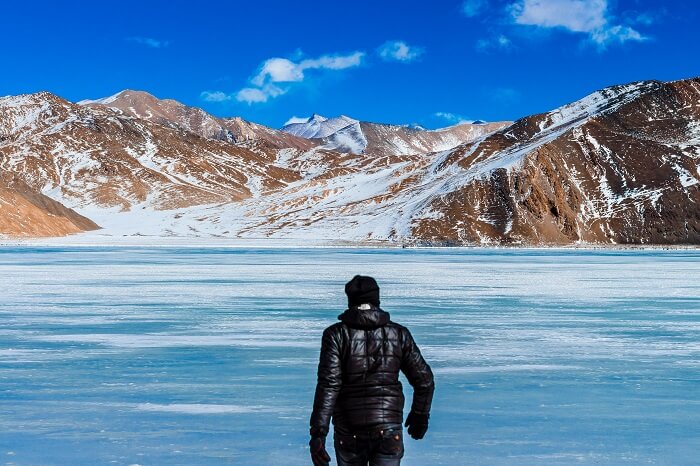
[1,77,699,245]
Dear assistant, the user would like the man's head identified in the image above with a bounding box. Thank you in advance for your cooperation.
[345,275,380,308]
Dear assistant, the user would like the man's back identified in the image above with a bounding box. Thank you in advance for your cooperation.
[309,276,435,466]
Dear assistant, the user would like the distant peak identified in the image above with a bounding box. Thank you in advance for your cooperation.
[78,91,122,106]
[308,113,327,123]
[77,89,158,106]
[33,90,55,98]
[0,91,66,108]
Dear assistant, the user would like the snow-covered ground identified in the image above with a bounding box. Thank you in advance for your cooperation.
[1,247,699,465]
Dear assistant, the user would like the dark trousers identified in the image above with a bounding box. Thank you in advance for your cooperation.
[333,425,404,466]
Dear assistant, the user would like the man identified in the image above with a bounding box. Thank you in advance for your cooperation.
[309,275,435,466]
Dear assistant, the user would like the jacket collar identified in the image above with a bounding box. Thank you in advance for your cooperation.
[338,303,390,329]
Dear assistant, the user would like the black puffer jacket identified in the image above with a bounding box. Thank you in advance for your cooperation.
[310,304,434,434]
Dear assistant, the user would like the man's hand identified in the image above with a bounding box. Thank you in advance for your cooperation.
[404,411,429,440]
[309,427,331,466]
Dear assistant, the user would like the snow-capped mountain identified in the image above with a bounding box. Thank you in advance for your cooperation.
[281,113,509,156]
[282,114,358,139]
[282,114,368,153]
[2,77,699,244]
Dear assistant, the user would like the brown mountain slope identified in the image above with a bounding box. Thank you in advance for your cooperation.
[0,174,98,237]
[412,79,700,245]
[0,91,304,212]
[81,90,316,150]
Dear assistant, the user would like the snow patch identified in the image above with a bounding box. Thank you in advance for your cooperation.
[77,91,125,106]
[671,163,699,188]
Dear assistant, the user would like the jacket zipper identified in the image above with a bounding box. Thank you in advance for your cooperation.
[364,329,369,381]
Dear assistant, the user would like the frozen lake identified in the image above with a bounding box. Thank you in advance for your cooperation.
[1,246,699,465]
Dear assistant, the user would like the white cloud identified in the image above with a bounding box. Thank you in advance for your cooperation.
[251,52,365,87]
[236,84,286,104]
[200,91,232,102]
[236,51,364,104]
[462,0,485,17]
[126,36,169,48]
[509,0,647,47]
[284,116,309,125]
[251,58,305,86]
[590,25,645,45]
[377,41,425,62]
[511,0,607,32]
[235,88,268,104]
[201,87,284,105]
[302,52,366,70]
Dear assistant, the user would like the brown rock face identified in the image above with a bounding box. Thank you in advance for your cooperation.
[412,79,700,245]
[0,174,98,237]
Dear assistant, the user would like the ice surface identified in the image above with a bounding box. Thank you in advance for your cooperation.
[1,247,699,465]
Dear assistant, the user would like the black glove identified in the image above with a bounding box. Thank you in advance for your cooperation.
[309,427,331,466]
[404,411,429,440]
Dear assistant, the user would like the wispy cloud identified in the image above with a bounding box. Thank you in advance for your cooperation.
[233,51,365,104]
[624,11,656,26]
[201,87,286,104]
[434,112,474,125]
[249,52,364,87]
[462,0,486,17]
[476,35,512,52]
[510,0,607,32]
[126,36,170,48]
[377,40,425,62]
[508,0,648,47]
[200,91,232,102]
[236,84,287,104]
[590,25,645,45]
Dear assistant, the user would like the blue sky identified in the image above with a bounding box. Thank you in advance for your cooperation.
[1,0,696,129]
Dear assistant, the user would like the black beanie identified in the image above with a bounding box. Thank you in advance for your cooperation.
[345,275,380,308]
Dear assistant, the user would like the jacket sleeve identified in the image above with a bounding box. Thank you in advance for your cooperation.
[400,328,435,416]
[309,326,343,435]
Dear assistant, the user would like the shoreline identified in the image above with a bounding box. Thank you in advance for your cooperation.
[2,233,700,251]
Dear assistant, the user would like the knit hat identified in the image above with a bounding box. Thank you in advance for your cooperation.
[345,275,380,308]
